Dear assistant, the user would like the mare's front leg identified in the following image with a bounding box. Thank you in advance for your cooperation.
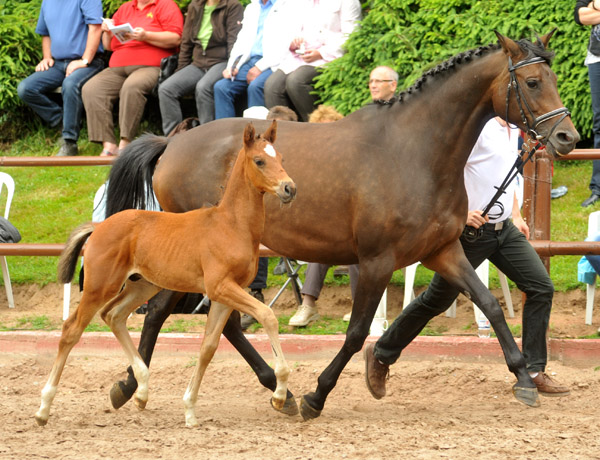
[183,300,233,427]
[110,289,184,409]
[427,244,538,407]
[301,257,394,420]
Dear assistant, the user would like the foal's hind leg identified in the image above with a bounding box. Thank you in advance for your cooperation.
[101,279,161,410]
[35,293,105,425]
[183,301,233,427]
[110,289,184,409]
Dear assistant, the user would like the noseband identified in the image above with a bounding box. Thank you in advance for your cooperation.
[505,56,571,144]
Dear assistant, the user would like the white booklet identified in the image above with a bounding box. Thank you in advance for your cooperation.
[109,22,134,44]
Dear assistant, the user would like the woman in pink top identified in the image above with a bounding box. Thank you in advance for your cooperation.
[82,0,183,156]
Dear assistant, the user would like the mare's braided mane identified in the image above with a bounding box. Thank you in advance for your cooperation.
[374,36,554,107]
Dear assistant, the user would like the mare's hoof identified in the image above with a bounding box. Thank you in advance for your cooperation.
[513,384,541,407]
[271,395,299,416]
[109,381,134,410]
[34,415,48,427]
[300,396,322,421]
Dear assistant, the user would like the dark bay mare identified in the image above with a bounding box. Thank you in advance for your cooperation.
[105,32,579,419]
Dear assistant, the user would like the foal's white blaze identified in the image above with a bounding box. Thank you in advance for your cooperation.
[264,144,276,158]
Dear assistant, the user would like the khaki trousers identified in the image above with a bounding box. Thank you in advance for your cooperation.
[82,65,159,144]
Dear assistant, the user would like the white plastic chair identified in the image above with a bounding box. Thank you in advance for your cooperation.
[583,211,600,325]
[402,260,514,318]
[0,172,16,309]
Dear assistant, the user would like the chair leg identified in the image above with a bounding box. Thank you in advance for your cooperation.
[1,256,14,309]
[63,283,71,321]
[497,269,515,318]
[586,283,595,325]
[402,264,418,309]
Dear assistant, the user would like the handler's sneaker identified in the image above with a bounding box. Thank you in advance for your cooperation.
[288,304,319,327]
[532,372,570,396]
[364,343,389,399]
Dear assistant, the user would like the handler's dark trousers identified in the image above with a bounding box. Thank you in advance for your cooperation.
[374,220,554,373]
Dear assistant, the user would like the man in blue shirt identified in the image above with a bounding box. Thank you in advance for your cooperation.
[213,0,293,119]
[17,0,104,156]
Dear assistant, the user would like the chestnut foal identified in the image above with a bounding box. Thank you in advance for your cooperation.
[35,121,296,427]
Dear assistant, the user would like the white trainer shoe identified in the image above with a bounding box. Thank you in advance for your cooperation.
[342,312,352,322]
[288,304,319,327]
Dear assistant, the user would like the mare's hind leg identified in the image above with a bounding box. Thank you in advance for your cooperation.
[183,301,233,427]
[212,281,290,412]
[35,292,106,426]
[110,289,184,409]
[101,279,161,410]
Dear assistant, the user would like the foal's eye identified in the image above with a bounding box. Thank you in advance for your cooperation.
[254,158,265,167]
[526,79,538,89]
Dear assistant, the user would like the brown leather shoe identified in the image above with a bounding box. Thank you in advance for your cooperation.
[532,372,570,396]
[364,343,389,399]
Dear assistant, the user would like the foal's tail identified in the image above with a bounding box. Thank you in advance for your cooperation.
[57,223,95,284]
[105,134,169,217]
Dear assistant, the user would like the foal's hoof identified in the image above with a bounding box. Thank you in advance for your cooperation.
[271,395,299,416]
[512,384,541,407]
[34,414,48,427]
[300,396,322,421]
[134,396,147,410]
[109,381,135,410]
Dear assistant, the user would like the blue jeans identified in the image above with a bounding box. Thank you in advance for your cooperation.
[17,57,104,141]
[213,55,272,119]
[588,62,600,194]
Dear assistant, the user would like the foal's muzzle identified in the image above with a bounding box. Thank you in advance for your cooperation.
[277,180,296,204]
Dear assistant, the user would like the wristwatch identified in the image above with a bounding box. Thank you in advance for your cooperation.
[81,58,89,66]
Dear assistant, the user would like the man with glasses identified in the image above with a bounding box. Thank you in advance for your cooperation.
[369,65,398,102]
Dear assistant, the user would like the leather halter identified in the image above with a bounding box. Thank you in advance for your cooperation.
[505,56,571,144]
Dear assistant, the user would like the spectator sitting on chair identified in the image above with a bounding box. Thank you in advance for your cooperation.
[158,0,244,135]
[239,104,299,330]
[212,0,294,120]
[17,0,104,157]
[263,0,361,122]
[285,105,361,327]
[364,117,570,401]
[368,65,398,104]
[82,0,183,156]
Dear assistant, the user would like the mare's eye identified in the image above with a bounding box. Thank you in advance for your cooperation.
[254,158,265,167]
[526,79,538,89]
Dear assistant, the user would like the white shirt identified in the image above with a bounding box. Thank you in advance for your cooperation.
[464,119,519,224]
[276,0,361,74]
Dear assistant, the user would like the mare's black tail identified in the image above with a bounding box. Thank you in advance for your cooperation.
[105,134,169,217]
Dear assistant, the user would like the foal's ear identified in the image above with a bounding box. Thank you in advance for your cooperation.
[244,123,256,147]
[263,120,277,144]
[494,31,521,58]
[537,28,557,49]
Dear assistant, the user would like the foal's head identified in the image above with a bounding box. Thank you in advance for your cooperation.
[242,121,296,204]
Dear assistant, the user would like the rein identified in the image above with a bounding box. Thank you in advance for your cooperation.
[463,54,570,243]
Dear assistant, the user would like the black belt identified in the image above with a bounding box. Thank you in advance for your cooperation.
[481,218,510,233]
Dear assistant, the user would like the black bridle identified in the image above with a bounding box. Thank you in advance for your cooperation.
[462,55,571,243]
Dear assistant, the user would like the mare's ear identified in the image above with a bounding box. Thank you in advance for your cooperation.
[538,28,556,49]
[263,120,277,144]
[244,123,255,148]
[494,31,522,59]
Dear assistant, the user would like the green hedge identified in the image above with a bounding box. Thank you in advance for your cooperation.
[0,0,594,142]
[316,0,592,141]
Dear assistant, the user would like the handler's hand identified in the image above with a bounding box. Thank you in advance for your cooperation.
[512,215,530,239]
[466,210,488,229]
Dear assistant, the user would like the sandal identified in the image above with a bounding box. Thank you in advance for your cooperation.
[100,149,116,157]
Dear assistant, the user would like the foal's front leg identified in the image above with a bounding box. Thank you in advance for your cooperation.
[212,282,290,411]
[183,301,233,427]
